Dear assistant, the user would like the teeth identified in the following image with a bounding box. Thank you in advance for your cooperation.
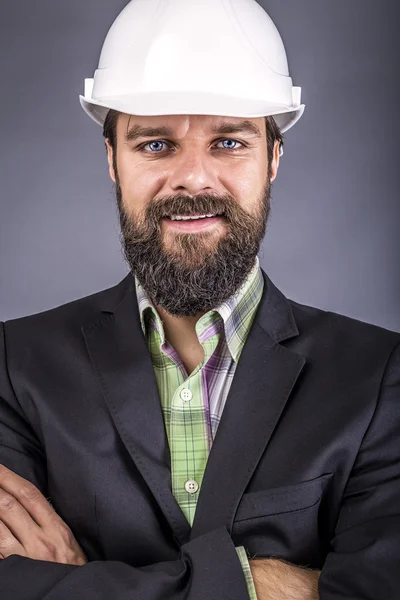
[170,213,219,221]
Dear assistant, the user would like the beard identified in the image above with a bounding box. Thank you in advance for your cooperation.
[114,166,272,317]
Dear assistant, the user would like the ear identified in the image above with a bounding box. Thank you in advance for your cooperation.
[270,140,281,182]
[105,139,116,184]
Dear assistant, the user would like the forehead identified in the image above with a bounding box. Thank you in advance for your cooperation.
[117,113,264,142]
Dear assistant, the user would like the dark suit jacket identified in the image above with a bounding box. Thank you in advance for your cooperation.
[0,269,399,599]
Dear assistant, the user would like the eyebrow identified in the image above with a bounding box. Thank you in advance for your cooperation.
[124,120,262,142]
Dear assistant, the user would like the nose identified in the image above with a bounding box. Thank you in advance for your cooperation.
[167,147,220,196]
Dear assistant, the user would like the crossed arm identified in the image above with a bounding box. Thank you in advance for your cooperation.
[1,321,400,598]
[0,464,320,600]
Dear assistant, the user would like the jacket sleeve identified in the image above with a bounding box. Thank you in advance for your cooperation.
[318,340,400,599]
[0,322,252,600]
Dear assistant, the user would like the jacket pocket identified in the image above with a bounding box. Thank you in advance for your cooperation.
[232,473,332,567]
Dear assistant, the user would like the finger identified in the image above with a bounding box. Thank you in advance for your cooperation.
[0,518,25,558]
[0,487,42,546]
[0,464,58,529]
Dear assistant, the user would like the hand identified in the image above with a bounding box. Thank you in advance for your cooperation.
[249,557,320,600]
[0,464,87,565]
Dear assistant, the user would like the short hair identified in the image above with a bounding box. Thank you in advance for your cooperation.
[103,109,283,166]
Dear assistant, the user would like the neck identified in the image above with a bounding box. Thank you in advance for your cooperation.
[155,304,206,347]
[155,304,207,374]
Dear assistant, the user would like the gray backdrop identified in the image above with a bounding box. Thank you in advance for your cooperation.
[1,0,399,331]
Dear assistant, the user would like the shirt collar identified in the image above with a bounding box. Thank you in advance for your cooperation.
[134,256,264,363]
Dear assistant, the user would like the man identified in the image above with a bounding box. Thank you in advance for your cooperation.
[0,1,399,599]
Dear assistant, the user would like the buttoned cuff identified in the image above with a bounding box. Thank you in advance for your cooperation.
[235,546,258,600]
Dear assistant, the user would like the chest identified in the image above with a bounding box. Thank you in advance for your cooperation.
[168,339,205,375]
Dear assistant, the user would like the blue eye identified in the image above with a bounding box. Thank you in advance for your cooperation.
[217,139,243,151]
[145,141,166,152]
[140,139,244,153]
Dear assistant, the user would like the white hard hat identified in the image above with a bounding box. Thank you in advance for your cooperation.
[79,0,305,133]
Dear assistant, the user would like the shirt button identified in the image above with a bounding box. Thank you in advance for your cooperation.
[185,479,199,494]
[180,388,193,402]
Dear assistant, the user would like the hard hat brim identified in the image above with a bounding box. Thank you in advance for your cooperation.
[79,94,305,134]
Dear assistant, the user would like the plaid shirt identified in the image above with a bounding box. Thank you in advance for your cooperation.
[135,256,264,600]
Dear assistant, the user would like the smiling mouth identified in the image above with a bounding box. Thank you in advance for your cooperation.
[162,214,225,231]
[164,212,225,221]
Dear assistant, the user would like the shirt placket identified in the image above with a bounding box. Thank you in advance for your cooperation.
[165,329,220,526]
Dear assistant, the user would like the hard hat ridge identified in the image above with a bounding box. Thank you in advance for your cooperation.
[79,0,305,133]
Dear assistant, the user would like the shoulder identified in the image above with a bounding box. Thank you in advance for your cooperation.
[2,273,133,343]
[287,297,400,369]
[289,297,399,339]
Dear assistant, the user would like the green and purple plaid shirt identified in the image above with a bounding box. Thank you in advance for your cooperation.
[134,256,264,600]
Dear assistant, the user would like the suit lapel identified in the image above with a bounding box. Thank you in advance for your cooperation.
[82,268,305,546]
[82,273,191,546]
[189,270,305,540]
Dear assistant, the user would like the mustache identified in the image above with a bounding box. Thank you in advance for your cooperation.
[144,194,234,220]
